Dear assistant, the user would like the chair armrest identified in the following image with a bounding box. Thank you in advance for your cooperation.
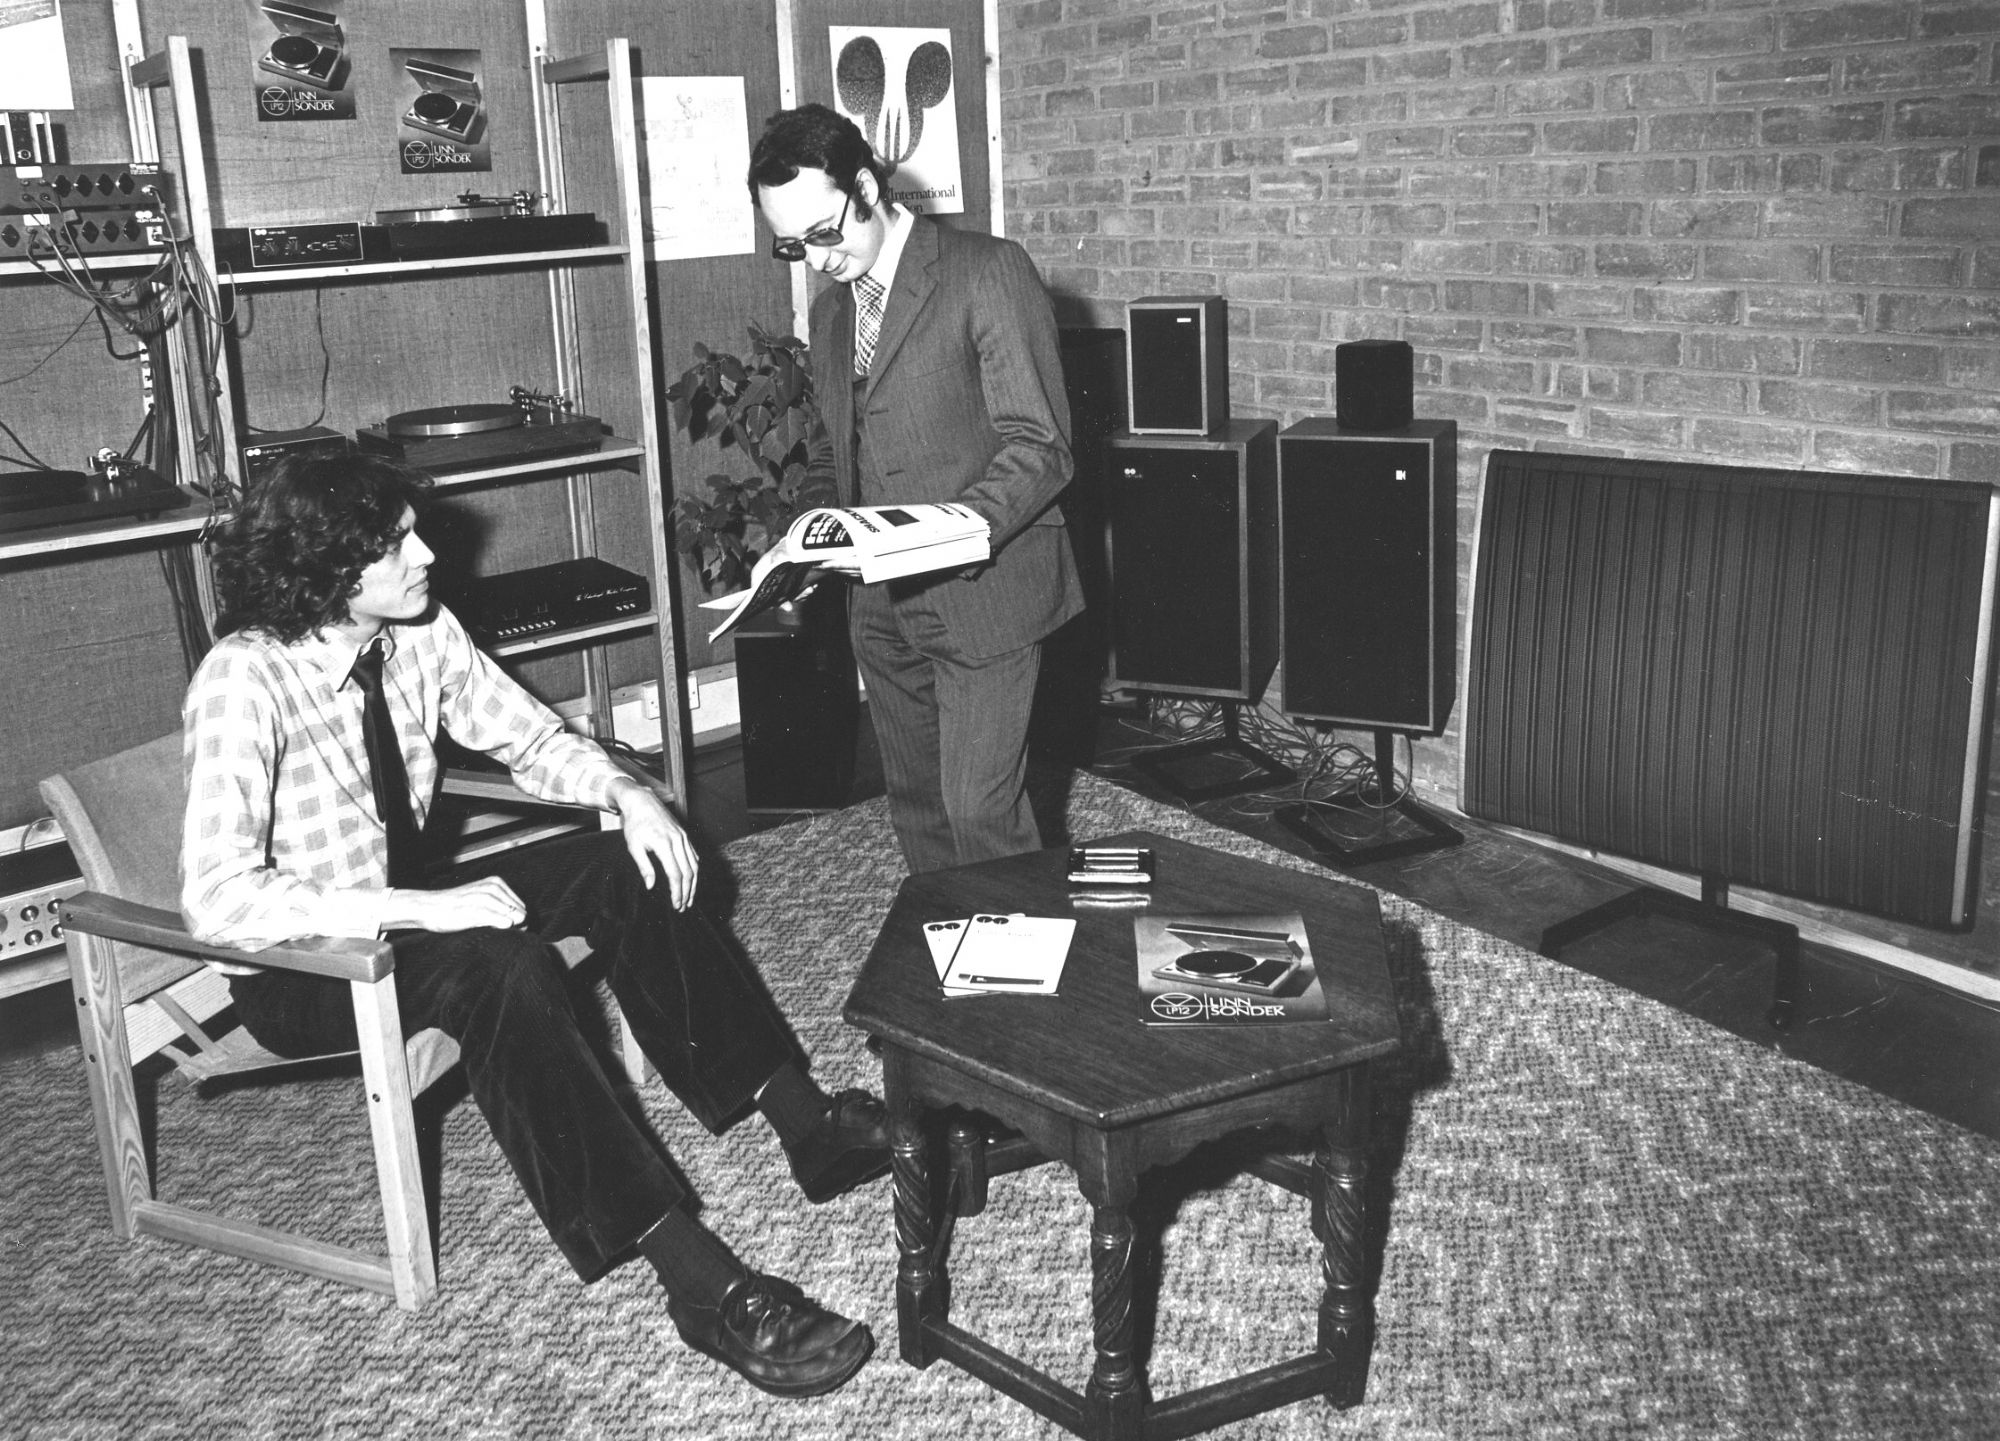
[62,892,396,983]
[609,753,680,806]
[440,767,581,810]
[442,756,680,813]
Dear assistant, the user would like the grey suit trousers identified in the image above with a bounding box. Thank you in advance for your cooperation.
[849,576,1043,874]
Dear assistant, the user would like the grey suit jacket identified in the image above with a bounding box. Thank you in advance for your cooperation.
[807,216,1085,659]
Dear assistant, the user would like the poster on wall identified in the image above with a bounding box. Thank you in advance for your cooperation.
[827,26,963,216]
[639,77,753,261]
[391,47,491,174]
[0,0,75,112]
[246,0,356,123]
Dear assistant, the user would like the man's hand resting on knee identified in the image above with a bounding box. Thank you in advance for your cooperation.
[610,778,700,911]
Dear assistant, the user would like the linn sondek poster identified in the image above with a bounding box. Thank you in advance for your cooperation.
[1133,913,1332,1028]
[392,47,490,174]
[828,26,963,217]
[247,0,355,123]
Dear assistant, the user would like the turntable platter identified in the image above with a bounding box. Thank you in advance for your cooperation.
[375,203,515,224]
[385,404,526,439]
[1168,950,1258,977]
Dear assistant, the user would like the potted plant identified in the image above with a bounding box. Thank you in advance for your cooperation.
[665,324,856,810]
[666,323,836,597]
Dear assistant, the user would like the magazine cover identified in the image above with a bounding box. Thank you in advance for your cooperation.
[1133,912,1330,1027]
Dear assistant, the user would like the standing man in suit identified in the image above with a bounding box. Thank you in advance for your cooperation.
[748,103,1085,875]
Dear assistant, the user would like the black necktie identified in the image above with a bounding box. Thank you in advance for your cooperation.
[350,640,423,888]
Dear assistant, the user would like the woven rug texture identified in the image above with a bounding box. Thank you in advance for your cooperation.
[3,772,1998,1441]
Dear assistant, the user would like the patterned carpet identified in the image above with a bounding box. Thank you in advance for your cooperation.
[5,773,1999,1440]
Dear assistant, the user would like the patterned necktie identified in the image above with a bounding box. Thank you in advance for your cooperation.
[349,640,424,889]
[853,273,885,377]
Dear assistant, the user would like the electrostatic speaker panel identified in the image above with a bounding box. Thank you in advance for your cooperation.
[1278,418,1458,733]
[1106,420,1278,702]
[1462,451,2000,929]
[1127,296,1228,435]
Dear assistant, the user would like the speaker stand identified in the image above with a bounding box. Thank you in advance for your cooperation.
[1539,875,1800,1029]
[1130,702,1295,803]
[1275,728,1463,865]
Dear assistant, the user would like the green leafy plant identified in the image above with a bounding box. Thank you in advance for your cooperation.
[666,324,834,594]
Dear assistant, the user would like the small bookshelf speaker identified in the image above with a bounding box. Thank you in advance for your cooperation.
[1126,296,1228,435]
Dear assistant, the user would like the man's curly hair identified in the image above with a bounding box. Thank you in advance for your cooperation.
[211,452,433,643]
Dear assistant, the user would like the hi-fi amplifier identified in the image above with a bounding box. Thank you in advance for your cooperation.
[241,424,352,482]
[1,163,172,214]
[213,222,387,270]
[0,207,167,259]
[0,837,81,965]
[450,557,650,644]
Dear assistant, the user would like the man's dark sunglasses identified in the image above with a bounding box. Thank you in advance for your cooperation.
[769,190,854,262]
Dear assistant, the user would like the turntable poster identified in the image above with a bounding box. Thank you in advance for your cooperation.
[245,0,356,123]
[827,26,964,217]
[1133,913,1332,1028]
[391,47,491,175]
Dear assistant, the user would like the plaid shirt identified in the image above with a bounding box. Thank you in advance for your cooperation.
[182,604,628,952]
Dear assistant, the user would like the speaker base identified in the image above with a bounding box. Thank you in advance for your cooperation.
[1538,878,1800,1030]
[1275,791,1463,866]
[1129,704,1295,803]
[1274,727,1463,865]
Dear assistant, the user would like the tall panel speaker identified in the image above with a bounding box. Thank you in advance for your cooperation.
[1127,296,1228,435]
[1278,418,1458,732]
[1106,419,1278,701]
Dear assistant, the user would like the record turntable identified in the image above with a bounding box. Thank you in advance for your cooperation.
[372,191,606,260]
[355,387,606,473]
[1149,921,1309,996]
[400,56,484,146]
[374,191,541,225]
[257,1,349,93]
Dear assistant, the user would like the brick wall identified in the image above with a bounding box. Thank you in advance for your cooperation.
[998,0,2000,799]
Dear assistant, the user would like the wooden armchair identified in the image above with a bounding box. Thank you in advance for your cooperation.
[39,732,651,1312]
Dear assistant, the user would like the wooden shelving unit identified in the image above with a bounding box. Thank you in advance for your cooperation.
[127,33,687,801]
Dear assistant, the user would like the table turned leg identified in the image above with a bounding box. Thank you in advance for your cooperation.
[892,1096,945,1367]
[1315,1066,1374,1408]
[1084,1202,1149,1439]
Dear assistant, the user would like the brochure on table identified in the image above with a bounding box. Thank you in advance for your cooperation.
[924,913,1074,997]
[1133,912,1330,1027]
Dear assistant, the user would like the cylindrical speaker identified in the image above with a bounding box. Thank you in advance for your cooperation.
[1334,340,1414,431]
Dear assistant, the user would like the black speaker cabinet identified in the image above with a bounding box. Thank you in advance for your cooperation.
[1127,296,1228,436]
[1335,339,1415,431]
[734,584,858,813]
[1278,418,1457,733]
[1106,419,1278,702]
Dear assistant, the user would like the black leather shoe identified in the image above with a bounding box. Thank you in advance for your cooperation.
[787,1087,891,1204]
[668,1272,874,1397]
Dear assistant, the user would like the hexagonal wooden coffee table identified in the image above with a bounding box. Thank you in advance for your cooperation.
[843,830,1400,1439]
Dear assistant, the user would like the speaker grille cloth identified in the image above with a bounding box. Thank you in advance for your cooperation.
[1463,450,1996,929]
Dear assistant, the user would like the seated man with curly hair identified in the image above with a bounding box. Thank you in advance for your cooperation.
[181,451,884,1397]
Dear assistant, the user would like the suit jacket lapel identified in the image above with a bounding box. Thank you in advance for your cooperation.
[863,217,938,400]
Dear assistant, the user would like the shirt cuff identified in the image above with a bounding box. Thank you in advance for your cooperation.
[305,884,396,940]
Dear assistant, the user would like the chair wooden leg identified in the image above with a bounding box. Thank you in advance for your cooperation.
[67,931,148,1239]
[351,974,438,1312]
